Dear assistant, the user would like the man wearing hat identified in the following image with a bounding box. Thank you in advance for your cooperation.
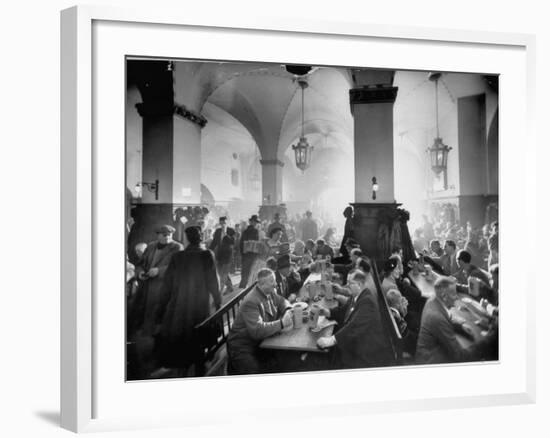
[275,254,302,300]
[130,225,183,339]
[209,216,236,295]
[239,215,261,288]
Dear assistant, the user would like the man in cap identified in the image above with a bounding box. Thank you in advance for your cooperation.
[239,214,262,288]
[153,225,221,376]
[130,225,183,338]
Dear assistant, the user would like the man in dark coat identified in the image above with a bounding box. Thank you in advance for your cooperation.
[299,210,318,242]
[209,216,236,295]
[317,268,393,369]
[154,226,221,374]
[130,225,183,338]
[238,214,261,288]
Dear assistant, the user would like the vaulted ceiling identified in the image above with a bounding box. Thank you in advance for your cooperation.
[128,60,355,160]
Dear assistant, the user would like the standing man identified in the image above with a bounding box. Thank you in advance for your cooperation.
[209,216,235,295]
[239,215,262,288]
[154,226,221,376]
[317,268,394,369]
[300,211,319,242]
[130,225,183,338]
[227,268,293,374]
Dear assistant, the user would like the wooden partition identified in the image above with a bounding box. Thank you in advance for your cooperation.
[193,283,256,376]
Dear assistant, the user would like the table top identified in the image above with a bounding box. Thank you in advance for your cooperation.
[259,318,335,352]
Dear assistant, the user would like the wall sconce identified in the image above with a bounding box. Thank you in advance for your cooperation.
[372,177,379,200]
[135,179,159,200]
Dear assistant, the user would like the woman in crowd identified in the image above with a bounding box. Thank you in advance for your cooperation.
[246,227,285,287]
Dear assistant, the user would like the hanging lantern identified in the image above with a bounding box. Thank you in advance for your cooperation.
[427,72,452,176]
[428,137,452,175]
[292,79,313,172]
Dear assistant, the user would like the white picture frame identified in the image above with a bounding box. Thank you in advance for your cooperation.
[61,5,536,433]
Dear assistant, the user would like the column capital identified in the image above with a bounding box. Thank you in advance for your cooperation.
[260,159,284,167]
[174,103,208,128]
[135,101,207,128]
[349,85,398,105]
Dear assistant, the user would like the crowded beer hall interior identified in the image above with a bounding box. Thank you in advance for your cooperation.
[125,59,499,380]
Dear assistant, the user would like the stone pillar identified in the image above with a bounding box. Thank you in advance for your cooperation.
[260,158,284,206]
[351,85,398,203]
[128,60,207,249]
[172,63,207,205]
[349,72,411,262]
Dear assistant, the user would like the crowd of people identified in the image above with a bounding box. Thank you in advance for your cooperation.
[126,207,499,379]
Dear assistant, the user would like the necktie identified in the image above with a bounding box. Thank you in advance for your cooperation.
[266,295,276,318]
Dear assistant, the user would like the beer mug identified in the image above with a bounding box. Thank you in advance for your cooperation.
[307,282,316,300]
[323,281,334,301]
[292,304,304,328]
[468,276,481,297]
[308,304,321,329]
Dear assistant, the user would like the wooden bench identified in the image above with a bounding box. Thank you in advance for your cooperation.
[371,261,403,366]
[193,283,256,376]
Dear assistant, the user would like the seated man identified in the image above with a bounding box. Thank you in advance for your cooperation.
[227,268,293,374]
[415,276,495,364]
[428,239,444,257]
[430,240,459,276]
[316,268,394,369]
[315,238,334,259]
[333,247,362,284]
[386,289,419,356]
[275,254,302,300]
[453,250,492,299]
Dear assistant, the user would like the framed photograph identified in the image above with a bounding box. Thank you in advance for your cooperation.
[61,5,536,433]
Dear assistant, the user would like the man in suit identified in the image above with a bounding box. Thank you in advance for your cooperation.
[227,268,293,374]
[274,254,302,301]
[238,215,261,288]
[209,216,236,295]
[431,240,460,276]
[415,276,494,364]
[316,268,393,369]
[453,250,491,298]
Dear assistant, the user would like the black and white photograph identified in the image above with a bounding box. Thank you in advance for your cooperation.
[125,59,499,380]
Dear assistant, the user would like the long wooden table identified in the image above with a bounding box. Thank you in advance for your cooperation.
[408,271,493,349]
[260,272,339,353]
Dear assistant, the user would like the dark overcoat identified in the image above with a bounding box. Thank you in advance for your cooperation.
[155,244,221,368]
